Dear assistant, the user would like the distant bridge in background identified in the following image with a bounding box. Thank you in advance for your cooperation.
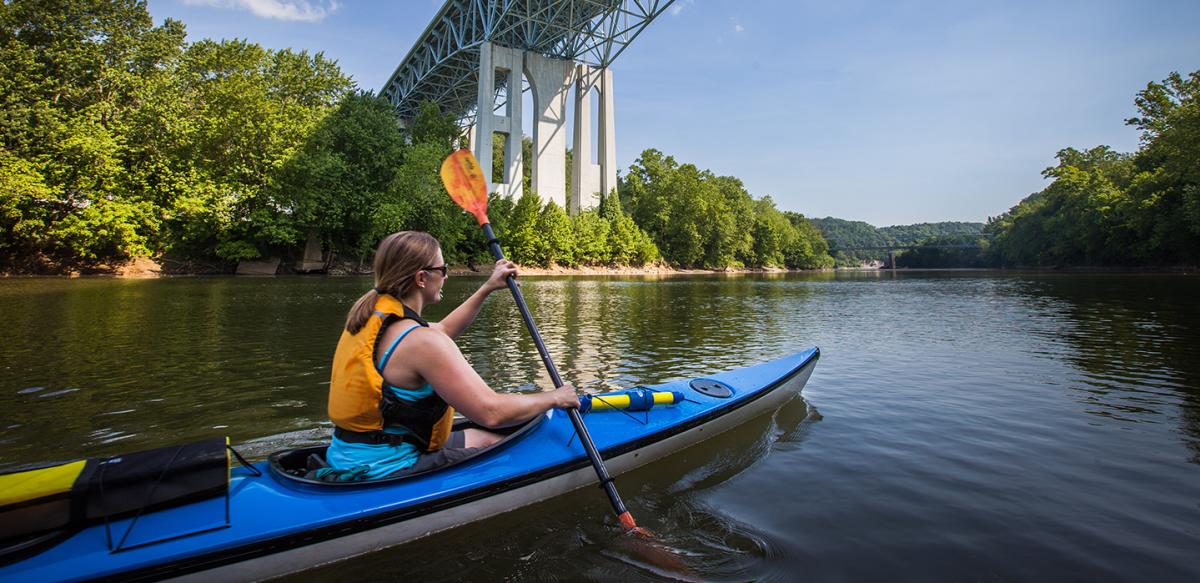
[828,243,987,270]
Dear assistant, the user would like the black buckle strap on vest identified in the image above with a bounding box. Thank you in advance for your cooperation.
[378,391,445,451]
[334,427,426,448]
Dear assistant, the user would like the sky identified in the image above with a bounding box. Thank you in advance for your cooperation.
[147,0,1200,226]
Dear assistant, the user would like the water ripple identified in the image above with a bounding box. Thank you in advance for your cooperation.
[2,272,1199,579]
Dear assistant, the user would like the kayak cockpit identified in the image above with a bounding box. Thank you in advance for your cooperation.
[267,414,544,487]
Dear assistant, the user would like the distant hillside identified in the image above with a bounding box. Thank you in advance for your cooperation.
[879,222,984,246]
[810,218,984,266]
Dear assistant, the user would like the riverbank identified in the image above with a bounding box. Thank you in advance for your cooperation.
[0,256,801,278]
[4,256,1193,278]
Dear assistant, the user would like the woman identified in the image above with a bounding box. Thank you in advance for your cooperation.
[324,231,578,480]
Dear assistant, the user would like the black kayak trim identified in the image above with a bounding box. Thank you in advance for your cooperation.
[99,351,819,583]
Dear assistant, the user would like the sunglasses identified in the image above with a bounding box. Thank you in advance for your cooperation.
[422,264,449,277]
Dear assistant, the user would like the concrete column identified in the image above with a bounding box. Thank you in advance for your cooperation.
[571,65,602,213]
[474,42,523,199]
[525,52,574,210]
[496,45,523,199]
[474,42,494,193]
[599,67,617,200]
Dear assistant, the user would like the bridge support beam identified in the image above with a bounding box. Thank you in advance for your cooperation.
[474,42,524,199]
[571,65,617,214]
[474,43,617,215]
[525,52,573,210]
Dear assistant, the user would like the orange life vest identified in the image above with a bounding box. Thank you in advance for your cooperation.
[327,295,455,451]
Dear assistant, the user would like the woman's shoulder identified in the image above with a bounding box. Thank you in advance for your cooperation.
[394,322,454,352]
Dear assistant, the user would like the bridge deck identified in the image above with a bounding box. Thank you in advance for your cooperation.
[381,0,675,120]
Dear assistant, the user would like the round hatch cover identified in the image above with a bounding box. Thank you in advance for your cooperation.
[690,379,733,398]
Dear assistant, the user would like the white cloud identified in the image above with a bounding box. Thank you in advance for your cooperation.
[670,0,694,17]
[183,0,341,23]
[730,17,744,33]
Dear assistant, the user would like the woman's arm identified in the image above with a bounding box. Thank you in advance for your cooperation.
[434,259,517,339]
[407,329,577,429]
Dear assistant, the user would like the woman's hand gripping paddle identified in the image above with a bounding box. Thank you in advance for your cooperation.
[439,148,647,536]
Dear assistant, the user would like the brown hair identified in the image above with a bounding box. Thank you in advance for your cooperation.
[344,231,441,334]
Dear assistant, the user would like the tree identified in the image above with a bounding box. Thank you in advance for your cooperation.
[783,212,834,269]
[536,200,575,266]
[622,149,821,268]
[0,0,187,265]
[1125,70,1200,259]
[987,146,1134,266]
[278,91,407,256]
[504,190,544,265]
[572,210,610,265]
[166,39,352,260]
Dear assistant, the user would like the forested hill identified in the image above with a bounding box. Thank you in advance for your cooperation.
[806,217,984,265]
[810,218,983,265]
[879,222,985,246]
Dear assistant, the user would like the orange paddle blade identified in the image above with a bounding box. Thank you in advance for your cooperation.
[440,148,489,225]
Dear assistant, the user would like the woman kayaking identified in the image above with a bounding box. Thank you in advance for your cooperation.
[323,230,579,480]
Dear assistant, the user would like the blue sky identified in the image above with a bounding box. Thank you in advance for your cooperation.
[148,0,1200,226]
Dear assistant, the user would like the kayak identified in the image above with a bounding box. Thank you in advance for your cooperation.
[0,348,819,582]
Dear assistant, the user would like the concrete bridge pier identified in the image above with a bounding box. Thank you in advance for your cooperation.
[525,52,574,210]
[473,42,617,215]
[474,42,524,199]
[571,64,617,214]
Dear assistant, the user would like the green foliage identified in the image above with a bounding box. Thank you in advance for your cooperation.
[278,91,406,257]
[504,190,545,265]
[409,101,461,149]
[895,235,991,268]
[166,39,353,260]
[52,198,160,261]
[879,222,986,246]
[571,210,611,265]
[0,0,187,264]
[987,70,1199,267]
[748,198,791,267]
[622,150,829,268]
[537,200,576,266]
[783,212,835,269]
[811,217,984,267]
[0,149,54,257]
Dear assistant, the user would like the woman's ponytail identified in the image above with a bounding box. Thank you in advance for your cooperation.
[342,231,441,334]
[344,289,379,335]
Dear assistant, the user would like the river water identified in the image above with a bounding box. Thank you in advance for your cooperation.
[1,271,1198,581]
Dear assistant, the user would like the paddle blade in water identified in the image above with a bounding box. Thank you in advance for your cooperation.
[440,149,489,225]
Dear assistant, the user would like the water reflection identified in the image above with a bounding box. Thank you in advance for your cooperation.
[2,271,1199,579]
[1007,275,1200,461]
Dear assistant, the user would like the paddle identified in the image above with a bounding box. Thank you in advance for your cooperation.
[440,148,646,535]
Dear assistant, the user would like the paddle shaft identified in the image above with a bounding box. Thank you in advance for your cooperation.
[480,223,632,522]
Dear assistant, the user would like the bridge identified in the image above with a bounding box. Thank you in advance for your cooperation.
[381,1,676,213]
[828,243,987,270]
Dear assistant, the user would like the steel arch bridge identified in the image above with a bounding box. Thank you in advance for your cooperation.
[380,0,676,121]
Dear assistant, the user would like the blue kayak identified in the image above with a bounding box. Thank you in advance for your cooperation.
[1,349,819,582]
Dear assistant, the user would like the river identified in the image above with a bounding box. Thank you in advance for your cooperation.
[1,271,1198,580]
